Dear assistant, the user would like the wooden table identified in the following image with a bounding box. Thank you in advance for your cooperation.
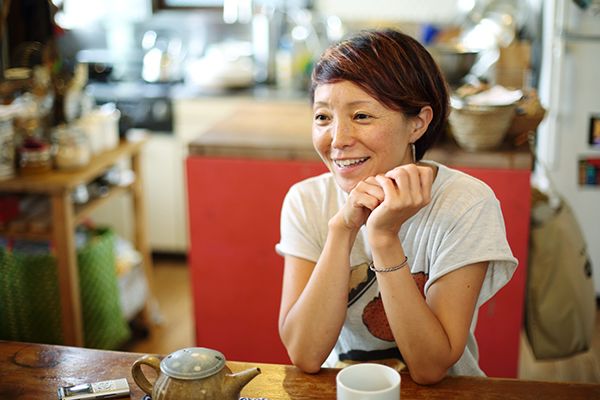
[0,138,155,346]
[1,341,598,399]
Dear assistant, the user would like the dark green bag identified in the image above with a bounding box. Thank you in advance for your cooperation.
[0,228,131,349]
[0,248,63,344]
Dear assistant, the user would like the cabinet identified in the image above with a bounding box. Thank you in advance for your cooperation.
[0,139,156,346]
[185,100,531,378]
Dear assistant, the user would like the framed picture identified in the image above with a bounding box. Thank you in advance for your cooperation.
[589,114,600,147]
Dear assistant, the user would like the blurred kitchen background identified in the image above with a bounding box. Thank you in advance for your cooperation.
[2,0,600,383]
[0,0,548,254]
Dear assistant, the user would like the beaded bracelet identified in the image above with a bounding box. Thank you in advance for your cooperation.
[368,256,409,273]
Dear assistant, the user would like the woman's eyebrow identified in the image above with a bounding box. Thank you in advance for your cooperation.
[346,100,375,107]
[313,100,375,108]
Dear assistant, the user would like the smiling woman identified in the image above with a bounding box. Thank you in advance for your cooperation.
[276,29,517,385]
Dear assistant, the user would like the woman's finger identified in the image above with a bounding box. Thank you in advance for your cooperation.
[374,174,399,200]
[418,166,434,203]
[356,196,381,211]
[405,164,422,204]
[362,177,385,202]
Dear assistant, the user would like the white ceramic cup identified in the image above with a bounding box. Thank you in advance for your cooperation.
[336,363,401,400]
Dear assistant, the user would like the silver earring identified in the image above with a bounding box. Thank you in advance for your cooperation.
[411,143,416,163]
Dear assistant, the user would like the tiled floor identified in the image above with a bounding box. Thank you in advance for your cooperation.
[125,256,600,383]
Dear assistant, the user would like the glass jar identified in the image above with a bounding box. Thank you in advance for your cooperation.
[19,139,52,175]
[0,108,16,180]
[51,124,91,170]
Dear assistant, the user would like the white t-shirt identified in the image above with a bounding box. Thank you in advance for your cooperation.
[276,161,518,376]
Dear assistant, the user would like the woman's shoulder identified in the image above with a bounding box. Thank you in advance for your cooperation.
[426,161,498,211]
[288,172,337,196]
[284,172,341,209]
[431,162,495,194]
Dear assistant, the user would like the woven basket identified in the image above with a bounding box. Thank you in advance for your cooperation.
[507,90,546,137]
[449,103,516,151]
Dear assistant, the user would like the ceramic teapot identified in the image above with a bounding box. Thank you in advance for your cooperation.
[131,347,260,400]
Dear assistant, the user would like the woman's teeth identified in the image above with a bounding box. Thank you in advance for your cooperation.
[334,157,368,168]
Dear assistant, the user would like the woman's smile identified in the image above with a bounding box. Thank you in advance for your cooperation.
[333,156,370,169]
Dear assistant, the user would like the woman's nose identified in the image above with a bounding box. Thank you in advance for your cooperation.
[331,121,355,149]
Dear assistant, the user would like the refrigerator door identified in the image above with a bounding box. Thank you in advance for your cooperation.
[538,0,600,294]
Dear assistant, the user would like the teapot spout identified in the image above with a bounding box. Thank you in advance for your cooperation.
[224,367,261,398]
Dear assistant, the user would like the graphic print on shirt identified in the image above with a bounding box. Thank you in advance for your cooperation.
[348,262,429,342]
[348,262,377,307]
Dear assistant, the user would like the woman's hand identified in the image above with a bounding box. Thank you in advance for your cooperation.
[332,176,385,232]
[366,164,434,242]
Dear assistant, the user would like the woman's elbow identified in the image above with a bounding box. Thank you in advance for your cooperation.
[285,342,323,373]
[280,330,324,373]
[409,367,447,385]
[289,354,322,374]
[284,341,323,373]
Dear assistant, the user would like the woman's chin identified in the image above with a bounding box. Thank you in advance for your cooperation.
[330,164,375,192]
[334,176,359,193]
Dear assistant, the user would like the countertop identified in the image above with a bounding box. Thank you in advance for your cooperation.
[187,100,532,170]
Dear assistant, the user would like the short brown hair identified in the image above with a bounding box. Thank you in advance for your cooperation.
[310,29,449,161]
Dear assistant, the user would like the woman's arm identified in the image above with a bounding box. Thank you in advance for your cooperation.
[278,221,355,373]
[367,164,488,384]
[279,178,385,372]
[373,240,487,384]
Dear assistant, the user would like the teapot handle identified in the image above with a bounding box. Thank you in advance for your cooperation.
[131,355,161,395]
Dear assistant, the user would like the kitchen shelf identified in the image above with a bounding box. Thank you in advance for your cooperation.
[0,137,156,347]
[74,184,132,225]
[0,229,52,242]
[0,141,142,193]
[0,185,134,240]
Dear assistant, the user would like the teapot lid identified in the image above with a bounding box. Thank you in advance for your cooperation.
[160,347,226,380]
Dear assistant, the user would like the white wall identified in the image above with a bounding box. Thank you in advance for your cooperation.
[315,0,466,24]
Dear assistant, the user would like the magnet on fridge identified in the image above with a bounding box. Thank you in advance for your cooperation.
[585,164,596,185]
[589,114,600,147]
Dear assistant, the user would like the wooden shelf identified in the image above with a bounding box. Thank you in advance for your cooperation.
[0,139,145,194]
[74,184,132,225]
[0,229,52,241]
[0,137,156,347]
[0,184,134,240]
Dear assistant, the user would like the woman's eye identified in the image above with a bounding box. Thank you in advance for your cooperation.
[314,113,329,122]
[354,113,370,120]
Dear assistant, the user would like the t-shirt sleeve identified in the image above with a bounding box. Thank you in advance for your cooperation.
[424,195,518,306]
[275,184,322,263]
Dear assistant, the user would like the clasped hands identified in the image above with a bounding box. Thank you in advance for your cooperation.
[338,164,434,241]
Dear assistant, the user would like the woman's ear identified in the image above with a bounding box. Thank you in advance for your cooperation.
[409,106,433,142]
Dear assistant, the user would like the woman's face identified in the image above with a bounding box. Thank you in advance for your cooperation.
[312,80,415,193]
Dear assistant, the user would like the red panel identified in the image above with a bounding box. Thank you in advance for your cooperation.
[186,157,326,363]
[186,158,530,376]
[459,167,531,378]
